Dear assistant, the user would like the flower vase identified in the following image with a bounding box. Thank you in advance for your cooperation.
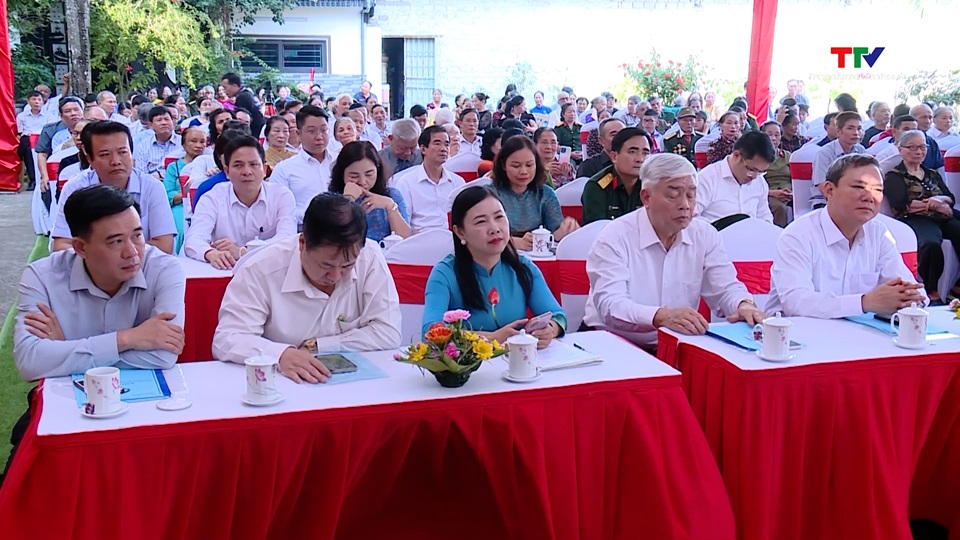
[432,363,481,388]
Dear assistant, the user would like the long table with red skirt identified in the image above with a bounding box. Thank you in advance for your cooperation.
[657,310,960,540]
[0,332,735,540]
[180,255,562,363]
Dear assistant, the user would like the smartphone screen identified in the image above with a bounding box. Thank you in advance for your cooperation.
[315,354,358,374]
[524,312,553,332]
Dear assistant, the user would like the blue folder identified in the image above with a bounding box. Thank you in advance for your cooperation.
[844,313,948,335]
[71,369,171,407]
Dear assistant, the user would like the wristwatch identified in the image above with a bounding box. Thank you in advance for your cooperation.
[739,299,758,309]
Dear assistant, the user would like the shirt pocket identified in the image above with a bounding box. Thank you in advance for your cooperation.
[337,315,363,333]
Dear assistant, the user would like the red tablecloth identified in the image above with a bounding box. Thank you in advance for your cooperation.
[0,374,735,540]
[658,332,960,540]
[181,259,563,362]
[181,276,230,362]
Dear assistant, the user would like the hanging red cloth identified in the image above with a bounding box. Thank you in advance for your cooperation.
[745,0,779,124]
[0,0,22,191]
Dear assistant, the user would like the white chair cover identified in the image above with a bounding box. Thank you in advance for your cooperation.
[789,142,820,217]
[443,152,481,176]
[554,177,588,207]
[718,217,783,318]
[385,229,455,344]
[555,219,610,330]
[447,176,492,207]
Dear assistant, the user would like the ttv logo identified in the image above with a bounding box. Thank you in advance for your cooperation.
[831,47,885,68]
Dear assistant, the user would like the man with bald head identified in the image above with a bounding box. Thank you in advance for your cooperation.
[96,91,127,123]
[84,106,108,121]
[910,104,944,171]
[577,118,625,179]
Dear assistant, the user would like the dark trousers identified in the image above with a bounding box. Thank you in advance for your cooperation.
[16,137,36,188]
[901,215,960,293]
[0,387,36,489]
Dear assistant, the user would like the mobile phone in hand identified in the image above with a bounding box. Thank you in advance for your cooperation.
[524,312,553,333]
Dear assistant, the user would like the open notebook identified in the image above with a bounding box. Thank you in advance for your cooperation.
[537,341,604,371]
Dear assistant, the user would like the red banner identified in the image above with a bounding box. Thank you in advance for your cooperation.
[745,0,778,124]
[0,0,21,191]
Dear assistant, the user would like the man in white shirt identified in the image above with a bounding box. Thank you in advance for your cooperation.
[184,135,296,268]
[641,110,664,152]
[545,91,572,127]
[52,121,177,254]
[17,91,47,135]
[271,106,334,226]
[696,131,776,227]
[394,125,465,233]
[96,91,129,124]
[811,111,866,208]
[767,154,926,318]
[213,193,402,383]
[347,104,383,149]
[457,108,481,156]
[583,153,764,348]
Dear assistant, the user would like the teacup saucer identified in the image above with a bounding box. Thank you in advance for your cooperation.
[893,337,929,350]
[156,396,192,411]
[755,350,794,362]
[80,402,130,419]
[242,392,285,407]
[501,368,542,383]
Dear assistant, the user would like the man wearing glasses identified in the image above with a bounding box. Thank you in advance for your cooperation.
[694,131,777,229]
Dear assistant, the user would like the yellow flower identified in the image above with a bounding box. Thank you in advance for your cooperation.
[491,340,502,351]
[462,331,479,342]
[408,342,428,362]
[472,340,493,360]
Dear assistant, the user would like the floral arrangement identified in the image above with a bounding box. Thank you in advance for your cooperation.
[949,298,960,319]
[395,310,507,387]
[620,49,705,105]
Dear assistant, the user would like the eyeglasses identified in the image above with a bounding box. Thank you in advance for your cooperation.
[901,145,928,152]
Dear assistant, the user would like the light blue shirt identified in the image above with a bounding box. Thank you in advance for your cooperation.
[51,168,178,242]
[422,253,566,336]
[134,131,182,177]
[14,246,185,380]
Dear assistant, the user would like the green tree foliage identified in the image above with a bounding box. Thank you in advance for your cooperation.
[8,0,55,35]
[11,43,55,100]
[897,70,960,106]
[621,49,706,105]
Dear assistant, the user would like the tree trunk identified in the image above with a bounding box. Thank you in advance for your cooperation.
[64,0,91,95]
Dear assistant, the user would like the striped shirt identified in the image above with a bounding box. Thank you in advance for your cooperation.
[134,132,182,178]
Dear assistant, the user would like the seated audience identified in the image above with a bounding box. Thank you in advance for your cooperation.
[581,127,652,225]
[213,193,402,383]
[457,108,481,156]
[472,93,493,131]
[811,111,865,208]
[490,136,579,250]
[873,114,918,162]
[184,136,296,268]
[422,186,566,348]
[586,109,613,157]
[554,103,583,165]
[909,104,944,171]
[767,154,926,318]
[52,121,177,254]
[478,127,504,177]
[329,141,411,241]
[443,123,462,156]
[759,121,793,227]
[163,127,206,252]
[816,112,839,147]
[334,116,359,148]
[930,106,955,140]
[577,118,624,179]
[188,120,252,208]
[641,109,664,152]
[133,106,181,179]
[15,184,184,380]
[663,107,701,166]
[186,108,236,186]
[884,130,960,304]
[410,104,428,129]
[534,127,574,188]
[394,125,465,232]
[696,130,777,228]
[271,106,334,225]
[370,103,391,143]
[583,153,764,348]
[779,113,809,153]
[263,116,296,170]
[862,102,891,146]
[380,118,423,179]
[36,97,84,191]
[705,111,741,165]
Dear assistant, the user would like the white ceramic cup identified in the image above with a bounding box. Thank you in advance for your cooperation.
[84,366,122,415]
[890,304,928,348]
[379,233,403,250]
[245,355,280,400]
[531,227,554,254]
[752,313,792,360]
[506,331,539,379]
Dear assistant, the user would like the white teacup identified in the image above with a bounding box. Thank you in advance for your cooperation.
[379,233,403,250]
[752,313,792,360]
[531,226,554,254]
[84,366,122,415]
[245,355,280,400]
[506,331,539,379]
[890,303,928,349]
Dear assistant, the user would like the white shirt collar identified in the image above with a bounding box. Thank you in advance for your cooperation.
[818,207,860,247]
[635,208,691,250]
[228,182,267,208]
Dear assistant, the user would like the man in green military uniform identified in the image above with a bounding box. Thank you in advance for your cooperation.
[581,127,653,225]
[662,107,702,166]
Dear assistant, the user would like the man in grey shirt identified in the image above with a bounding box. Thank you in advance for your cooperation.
[15,184,186,381]
[380,118,423,181]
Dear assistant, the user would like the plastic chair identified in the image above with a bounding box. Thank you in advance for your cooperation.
[385,229,455,344]
[555,220,611,330]
[718,217,782,318]
[789,142,820,217]
[555,177,588,224]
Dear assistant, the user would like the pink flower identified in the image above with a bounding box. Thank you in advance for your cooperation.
[255,368,266,382]
[445,342,460,359]
[950,298,960,310]
[443,310,471,324]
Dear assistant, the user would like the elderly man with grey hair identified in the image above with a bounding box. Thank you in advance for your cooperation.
[882,129,960,304]
[381,117,423,181]
[614,95,643,128]
[96,91,128,123]
[581,153,764,348]
[546,91,573,126]
[909,103,944,172]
